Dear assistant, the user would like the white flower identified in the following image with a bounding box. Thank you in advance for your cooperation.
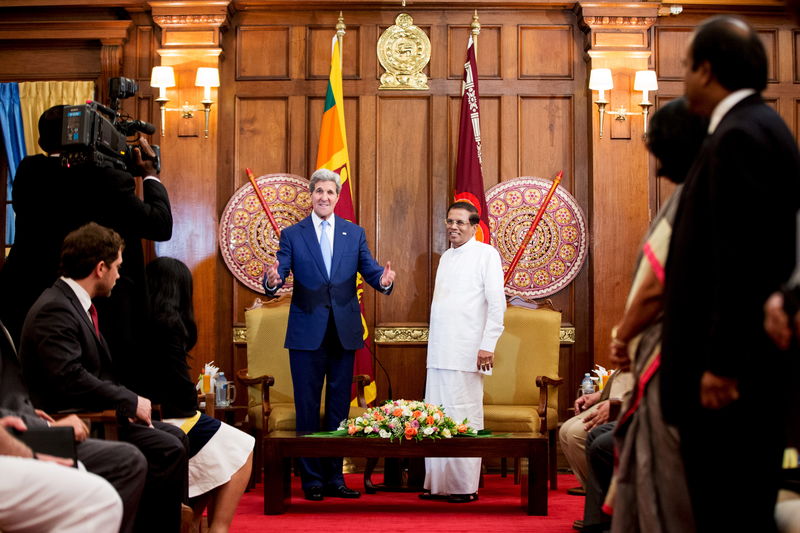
[423,426,435,435]
[433,412,441,421]
[442,428,452,438]
[364,426,373,434]
[379,429,391,438]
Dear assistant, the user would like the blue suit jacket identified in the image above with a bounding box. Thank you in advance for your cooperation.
[264,215,390,351]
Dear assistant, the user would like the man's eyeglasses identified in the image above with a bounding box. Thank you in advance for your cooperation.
[444,219,470,228]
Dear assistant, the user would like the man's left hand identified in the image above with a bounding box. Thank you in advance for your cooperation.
[52,414,89,442]
[477,350,494,372]
[583,400,610,431]
[700,371,739,409]
[380,261,395,288]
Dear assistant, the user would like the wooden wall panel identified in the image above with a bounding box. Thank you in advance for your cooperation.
[308,26,362,79]
[655,27,693,81]
[759,29,779,83]
[236,97,290,173]
[518,26,573,79]
[447,26,502,79]
[375,96,431,323]
[518,96,574,182]
[795,30,800,83]
[237,26,291,80]
[0,44,100,80]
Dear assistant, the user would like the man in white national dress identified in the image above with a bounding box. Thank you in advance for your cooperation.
[421,201,506,503]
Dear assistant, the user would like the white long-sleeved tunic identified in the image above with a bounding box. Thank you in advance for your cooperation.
[426,237,506,372]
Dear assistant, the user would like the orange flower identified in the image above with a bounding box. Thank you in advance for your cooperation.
[348,425,358,435]
[393,408,403,416]
[412,410,422,419]
[374,413,384,422]
[404,426,418,439]
[457,424,468,434]
[426,415,434,425]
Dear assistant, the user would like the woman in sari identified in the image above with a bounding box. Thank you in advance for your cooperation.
[607,98,708,533]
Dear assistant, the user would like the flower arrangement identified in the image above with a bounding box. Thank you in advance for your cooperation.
[337,399,478,442]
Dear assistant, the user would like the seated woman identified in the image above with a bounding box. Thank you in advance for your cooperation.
[145,257,254,533]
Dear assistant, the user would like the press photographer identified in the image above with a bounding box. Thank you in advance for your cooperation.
[0,78,172,389]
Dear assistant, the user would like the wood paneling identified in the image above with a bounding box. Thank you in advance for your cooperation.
[0,44,100,80]
[448,26,502,79]
[519,96,574,181]
[236,97,290,173]
[518,26,573,79]
[307,26,362,79]
[759,29,779,83]
[237,26,291,80]
[375,96,431,323]
[655,27,693,80]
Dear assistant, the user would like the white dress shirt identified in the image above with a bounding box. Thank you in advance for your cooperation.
[708,88,756,134]
[310,211,335,253]
[426,237,506,372]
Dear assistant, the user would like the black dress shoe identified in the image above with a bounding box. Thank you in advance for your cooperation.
[448,493,479,503]
[304,487,324,501]
[323,485,361,498]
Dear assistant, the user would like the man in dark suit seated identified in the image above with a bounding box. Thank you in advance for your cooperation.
[0,318,146,533]
[20,222,188,533]
[263,168,396,501]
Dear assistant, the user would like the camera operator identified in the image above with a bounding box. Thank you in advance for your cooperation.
[0,105,172,387]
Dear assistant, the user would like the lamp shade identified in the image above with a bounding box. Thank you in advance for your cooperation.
[634,70,658,92]
[150,66,175,88]
[195,67,220,88]
[589,68,613,91]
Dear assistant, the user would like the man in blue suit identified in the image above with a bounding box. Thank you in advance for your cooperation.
[264,168,395,501]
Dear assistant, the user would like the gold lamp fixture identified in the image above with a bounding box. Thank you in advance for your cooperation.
[150,66,220,139]
[589,68,659,138]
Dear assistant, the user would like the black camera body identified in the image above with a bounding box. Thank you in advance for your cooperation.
[58,77,160,173]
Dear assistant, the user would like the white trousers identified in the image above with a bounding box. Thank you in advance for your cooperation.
[424,368,484,495]
[0,456,122,533]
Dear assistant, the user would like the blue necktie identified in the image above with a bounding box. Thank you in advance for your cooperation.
[319,219,332,276]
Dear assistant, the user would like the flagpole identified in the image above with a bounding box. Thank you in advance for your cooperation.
[503,170,563,286]
[245,168,281,238]
[471,10,480,59]
[336,12,346,70]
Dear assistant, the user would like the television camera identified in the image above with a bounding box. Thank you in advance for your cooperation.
[59,77,160,172]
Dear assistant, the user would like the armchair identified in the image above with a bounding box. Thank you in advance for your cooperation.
[483,303,563,489]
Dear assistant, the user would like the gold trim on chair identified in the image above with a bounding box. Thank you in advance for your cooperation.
[233,327,246,344]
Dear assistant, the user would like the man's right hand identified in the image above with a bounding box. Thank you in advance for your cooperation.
[132,137,159,178]
[134,396,152,427]
[574,390,601,414]
[265,260,281,289]
[36,453,76,467]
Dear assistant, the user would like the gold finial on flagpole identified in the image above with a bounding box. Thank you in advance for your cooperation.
[336,12,346,69]
[471,10,480,58]
[402,0,406,7]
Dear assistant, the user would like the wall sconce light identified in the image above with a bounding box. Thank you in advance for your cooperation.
[589,68,659,138]
[195,67,220,139]
[149,66,219,139]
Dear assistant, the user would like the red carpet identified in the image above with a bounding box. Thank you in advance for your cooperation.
[232,473,583,532]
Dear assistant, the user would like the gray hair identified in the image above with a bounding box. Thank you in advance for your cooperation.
[309,168,341,194]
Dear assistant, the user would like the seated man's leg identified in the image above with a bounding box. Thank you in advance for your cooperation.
[559,405,596,489]
[0,455,123,533]
[583,422,616,532]
[78,438,147,533]
[120,421,188,533]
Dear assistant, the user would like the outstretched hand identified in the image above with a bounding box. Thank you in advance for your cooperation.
[380,261,395,288]
[265,259,282,289]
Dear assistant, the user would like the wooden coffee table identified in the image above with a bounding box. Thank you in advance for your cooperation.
[262,431,548,515]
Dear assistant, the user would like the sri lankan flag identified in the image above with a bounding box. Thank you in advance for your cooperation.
[316,35,377,405]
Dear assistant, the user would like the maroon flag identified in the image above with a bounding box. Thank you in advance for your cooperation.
[454,34,490,244]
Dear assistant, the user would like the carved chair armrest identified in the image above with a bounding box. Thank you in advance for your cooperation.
[535,375,564,434]
[236,368,275,432]
[352,374,372,408]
